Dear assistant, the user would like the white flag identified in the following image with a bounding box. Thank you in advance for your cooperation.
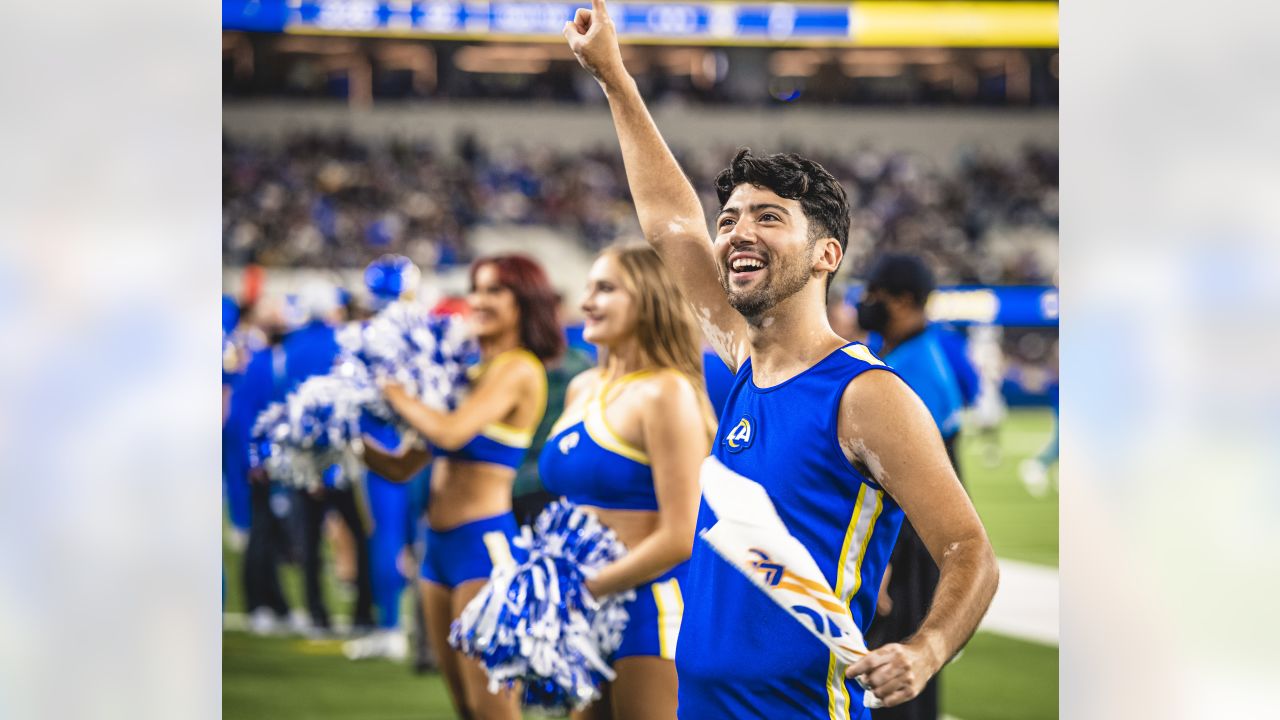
[699,456,883,708]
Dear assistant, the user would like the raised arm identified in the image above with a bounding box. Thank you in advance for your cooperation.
[564,0,749,371]
[839,370,999,707]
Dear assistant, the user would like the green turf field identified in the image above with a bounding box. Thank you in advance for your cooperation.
[959,408,1060,566]
[223,409,1058,719]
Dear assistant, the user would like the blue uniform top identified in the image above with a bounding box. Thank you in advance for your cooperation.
[933,326,980,408]
[230,324,339,471]
[880,329,964,439]
[227,345,288,445]
[432,348,547,471]
[539,369,670,511]
[280,320,340,395]
[675,343,905,720]
[702,349,736,418]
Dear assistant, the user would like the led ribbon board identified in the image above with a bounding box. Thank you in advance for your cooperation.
[846,285,1060,326]
[223,1,1059,48]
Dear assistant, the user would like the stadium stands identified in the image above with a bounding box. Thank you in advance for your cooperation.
[222,131,1057,285]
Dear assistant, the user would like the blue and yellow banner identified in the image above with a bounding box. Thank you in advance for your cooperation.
[845,285,1060,326]
[223,1,1058,48]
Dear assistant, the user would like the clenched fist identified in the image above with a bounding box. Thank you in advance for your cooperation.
[846,640,942,708]
[563,0,628,89]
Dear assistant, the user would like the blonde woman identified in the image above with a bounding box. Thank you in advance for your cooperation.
[539,244,716,720]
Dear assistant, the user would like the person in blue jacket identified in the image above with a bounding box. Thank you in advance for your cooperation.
[222,296,253,545]
[285,281,377,637]
[236,285,376,636]
[228,300,297,634]
[855,253,967,720]
[343,256,423,660]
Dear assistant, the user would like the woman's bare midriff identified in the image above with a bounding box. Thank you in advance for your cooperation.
[579,505,659,551]
[427,458,517,531]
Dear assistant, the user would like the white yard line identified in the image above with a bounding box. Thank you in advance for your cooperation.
[980,559,1058,646]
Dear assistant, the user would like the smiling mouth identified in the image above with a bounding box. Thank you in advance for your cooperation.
[729,256,769,280]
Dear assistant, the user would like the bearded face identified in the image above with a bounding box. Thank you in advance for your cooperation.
[714,185,819,322]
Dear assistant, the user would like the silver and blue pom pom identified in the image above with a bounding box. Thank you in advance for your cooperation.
[249,374,375,489]
[250,302,476,489]
[336,302,478,439]
[449,501,636,714]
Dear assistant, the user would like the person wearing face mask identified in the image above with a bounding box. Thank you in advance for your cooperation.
[854,255,964,454]
[855,253,965,720]
[361,254,563,720]
[539,243,716,720]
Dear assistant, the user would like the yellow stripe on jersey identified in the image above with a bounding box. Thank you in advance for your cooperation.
[842,344,886,366]
[482,530,515,571]
[847,490,885,602]
[583,411,650,465]
[826,484,885,719]
[828,485,867,720]
[652,578,684,660]
[471,347,547,447]
[479,421,536,449]
[582,369,654,465]
[548,411,585,439]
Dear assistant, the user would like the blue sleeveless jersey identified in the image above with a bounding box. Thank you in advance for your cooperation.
[432,349,546,471]
[539,370,662,511]
[675,343,905,720]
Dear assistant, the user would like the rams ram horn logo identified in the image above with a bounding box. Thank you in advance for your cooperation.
[724,414,756,453]
[559,431,580,454]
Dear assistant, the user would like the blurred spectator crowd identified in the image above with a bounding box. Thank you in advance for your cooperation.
[223,133,1058,284]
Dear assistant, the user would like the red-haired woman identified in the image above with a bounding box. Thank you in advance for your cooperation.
[364,254,563,720]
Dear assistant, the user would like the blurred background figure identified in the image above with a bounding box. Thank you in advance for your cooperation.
[968,324,1010,467]
[343,254,424,661]
[857,254,966,448]
[222,294,252,548]
[856,252,968,720]
[287,279,378,639]
[228,296,303,635]
[1020,340,1059,497]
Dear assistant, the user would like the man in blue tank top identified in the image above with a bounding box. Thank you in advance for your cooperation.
[565,4,999,717]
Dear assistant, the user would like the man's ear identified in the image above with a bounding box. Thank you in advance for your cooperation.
[814,236,843,277]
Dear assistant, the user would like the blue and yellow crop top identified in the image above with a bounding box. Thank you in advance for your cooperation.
[539,369,663,512]
[432,348,546,471]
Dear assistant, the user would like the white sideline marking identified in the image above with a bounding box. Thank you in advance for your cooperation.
[979,559,1058,646]
[224,560,1060,647]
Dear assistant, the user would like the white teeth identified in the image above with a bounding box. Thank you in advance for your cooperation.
[732,258,765,272]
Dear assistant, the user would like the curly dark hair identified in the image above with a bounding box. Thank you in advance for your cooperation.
[714,148,851,289]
